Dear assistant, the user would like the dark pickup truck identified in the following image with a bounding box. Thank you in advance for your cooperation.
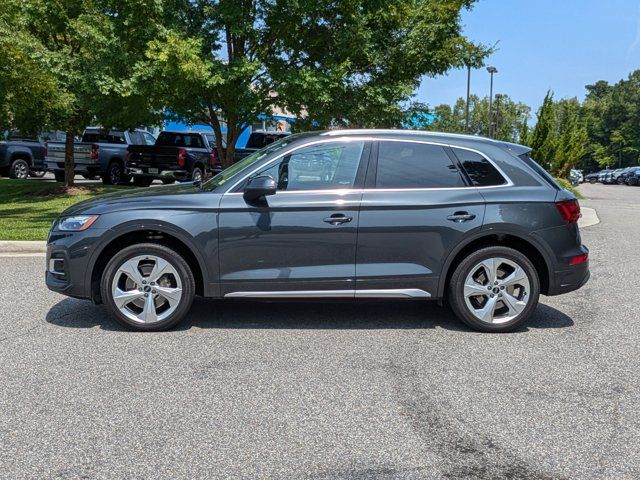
[45,128,156,184]
[233,131,291,162]
[0,131,65,179]
[126,131,221,186]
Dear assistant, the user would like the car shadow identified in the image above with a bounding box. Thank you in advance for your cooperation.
[46,297,574,333]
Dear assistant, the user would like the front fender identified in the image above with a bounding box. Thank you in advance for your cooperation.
[83,211,219,298]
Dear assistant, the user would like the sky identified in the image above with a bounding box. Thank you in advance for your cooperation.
[416,0,640,114]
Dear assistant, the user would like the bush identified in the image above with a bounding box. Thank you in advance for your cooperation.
[555,177,583,199]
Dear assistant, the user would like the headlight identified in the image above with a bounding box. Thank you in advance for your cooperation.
[57,215,99,231]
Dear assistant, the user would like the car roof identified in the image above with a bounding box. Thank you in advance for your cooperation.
[320,129,532,156]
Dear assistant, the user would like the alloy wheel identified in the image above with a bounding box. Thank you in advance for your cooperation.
[13,161,28,179]
[111,255,183,324]
[463,257,531,324]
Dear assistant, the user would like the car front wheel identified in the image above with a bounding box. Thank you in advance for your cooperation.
[448,246,540,333]
[101,244,195,331]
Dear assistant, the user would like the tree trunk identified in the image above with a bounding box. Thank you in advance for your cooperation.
[223,121,238,169]
[64,131,75,187]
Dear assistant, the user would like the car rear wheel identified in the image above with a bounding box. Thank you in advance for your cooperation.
[54,171,66,182]
[191,166,203,183]
[9,159,29,179]
[102,161,129,185]
[29,170,46,178]
[101,244,195,331]
[448,246,540,333]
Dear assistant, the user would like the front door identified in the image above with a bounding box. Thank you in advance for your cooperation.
[356,140,486,297]
[218,139,370,297]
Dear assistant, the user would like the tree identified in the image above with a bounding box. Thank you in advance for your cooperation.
[0,1,69,135]
[429,94,530,143]
[135,0,488,168]
[529,91,557,170]
[8,0,165,186]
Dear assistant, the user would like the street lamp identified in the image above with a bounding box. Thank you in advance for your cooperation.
[494,93,504,139]
[486,66,498,138]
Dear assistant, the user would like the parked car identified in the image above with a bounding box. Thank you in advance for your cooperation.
[45,128,156,184]
[598,169,613,183]
[584,171,602,184]
[569,169,584,184]
[627,167,640,186]
[617,167,635,184]
[0,130,65,179]
[126,130,221,186]
[233,131,291,162]
[46,130,589,333]
[609,168,625,184]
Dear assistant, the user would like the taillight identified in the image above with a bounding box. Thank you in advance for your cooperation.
[91,144,99,161]
[44,142,48,157]
[209,149,218,167]
[570,253,589,265]
[177,149,186,167]
[555,199,581,224]
[124,151,131,162]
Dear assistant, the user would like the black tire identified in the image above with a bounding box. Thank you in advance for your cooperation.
[191,166,203,183]
[161,178,175,185]
[29,170,46,178]
[133,176,153,187]
[9,158,30,179]
[102,161,126,185]
[100,243,196,332]
[447,246,540,333]
[54,171,66,182]
[589,178,596,184]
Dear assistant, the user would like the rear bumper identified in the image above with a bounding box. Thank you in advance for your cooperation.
[547,260,590,296]
[127,167,191,181]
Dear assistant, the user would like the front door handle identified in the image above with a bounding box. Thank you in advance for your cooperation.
[447,212,476,223]
[323,214,353,225]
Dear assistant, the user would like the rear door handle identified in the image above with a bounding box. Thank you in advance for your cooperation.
[323,214,353,225]
[447,212,476,223]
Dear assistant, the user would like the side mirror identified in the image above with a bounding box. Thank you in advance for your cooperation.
[244,175,277,202]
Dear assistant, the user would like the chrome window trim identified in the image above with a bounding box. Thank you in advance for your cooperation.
[224,137,374,193]
[223,136,513,196]
[373,138,513,189]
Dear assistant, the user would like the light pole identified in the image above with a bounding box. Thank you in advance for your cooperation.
[465,64,471,133]
[486,66,498,138]
[494,93,504,140]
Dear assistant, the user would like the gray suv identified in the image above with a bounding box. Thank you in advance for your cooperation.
[46,130,589,333]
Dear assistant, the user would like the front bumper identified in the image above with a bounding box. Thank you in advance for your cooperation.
[45,228,106,300]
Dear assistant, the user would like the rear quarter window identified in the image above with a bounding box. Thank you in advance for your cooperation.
[453,148,506,187]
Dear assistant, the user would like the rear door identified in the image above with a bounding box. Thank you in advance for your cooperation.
[355,140,486,297]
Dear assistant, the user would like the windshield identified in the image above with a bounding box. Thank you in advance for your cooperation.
[202,133,305,190]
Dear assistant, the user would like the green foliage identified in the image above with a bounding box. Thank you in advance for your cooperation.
[428,94,530,143]
[133,0,488,166]
[554,177,582,199]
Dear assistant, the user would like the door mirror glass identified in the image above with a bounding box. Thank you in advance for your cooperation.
[244,175,277,201]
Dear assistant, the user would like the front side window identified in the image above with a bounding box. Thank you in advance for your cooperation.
[255,141,365,191]
[454,148,506,187]
[375,141,465,189]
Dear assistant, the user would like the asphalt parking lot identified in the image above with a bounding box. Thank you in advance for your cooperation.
[0,183,638,479]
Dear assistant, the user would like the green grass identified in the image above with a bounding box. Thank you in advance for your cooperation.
[0,179,127,241]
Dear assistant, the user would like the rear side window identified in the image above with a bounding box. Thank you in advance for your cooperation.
[518,153,561,190]
[453,148,506,187]
[375,141,465,189]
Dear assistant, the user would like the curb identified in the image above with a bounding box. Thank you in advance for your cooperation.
[578,207,599,229]
[0,240,47,255]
